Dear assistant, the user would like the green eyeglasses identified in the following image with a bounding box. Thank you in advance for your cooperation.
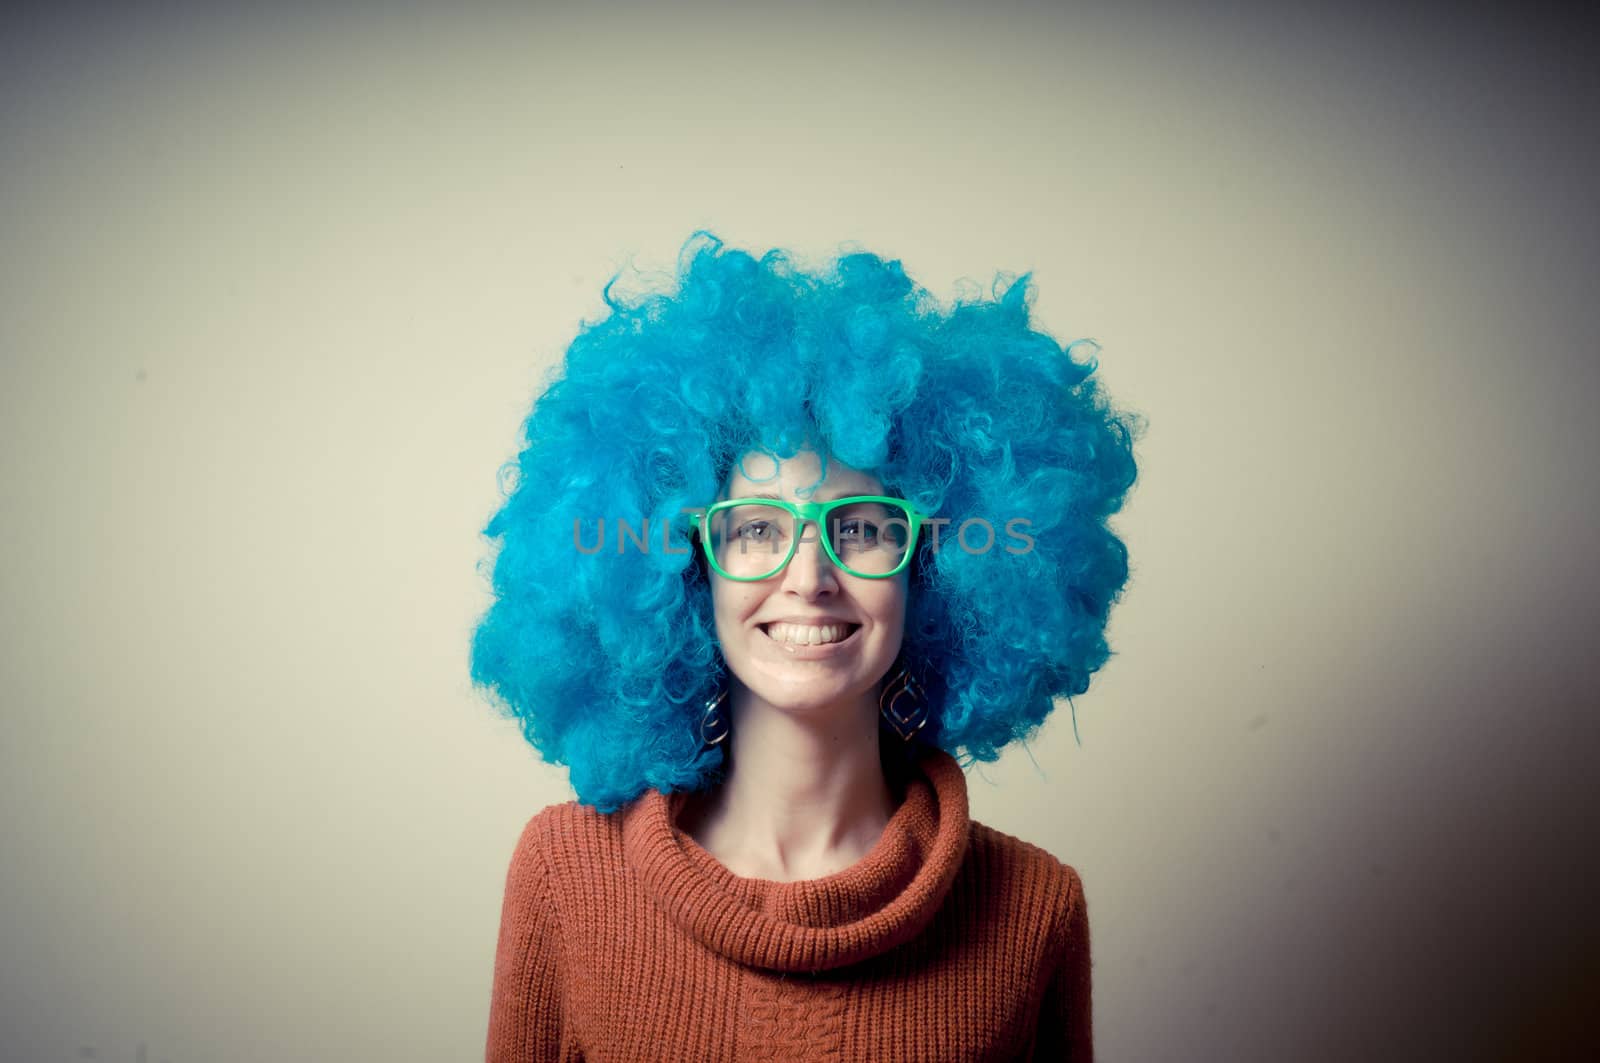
[689,496,926,581]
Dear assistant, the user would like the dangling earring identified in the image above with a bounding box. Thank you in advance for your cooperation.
[879,666,929,742]
[700,688,730,747]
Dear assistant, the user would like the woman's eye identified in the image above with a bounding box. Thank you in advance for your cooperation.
[837,519,880,544]
[737,521,775,540]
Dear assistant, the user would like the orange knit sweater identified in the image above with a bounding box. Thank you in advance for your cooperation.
[486,748,1092,1061]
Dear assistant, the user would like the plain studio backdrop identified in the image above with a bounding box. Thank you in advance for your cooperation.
[2,3,1595,1061]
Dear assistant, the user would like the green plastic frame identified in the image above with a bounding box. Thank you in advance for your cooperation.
[690,495,925,581]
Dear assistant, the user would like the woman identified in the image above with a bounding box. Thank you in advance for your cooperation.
[473,233,1139,1061]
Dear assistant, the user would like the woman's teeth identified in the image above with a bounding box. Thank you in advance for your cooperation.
[764,622,853,646]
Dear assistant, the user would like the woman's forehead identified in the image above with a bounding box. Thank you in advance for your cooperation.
[721,448,885,500]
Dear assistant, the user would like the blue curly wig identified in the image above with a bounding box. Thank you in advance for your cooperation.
[471,233,1141,811]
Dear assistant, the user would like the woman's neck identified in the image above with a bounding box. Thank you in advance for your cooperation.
[677,687,901,882]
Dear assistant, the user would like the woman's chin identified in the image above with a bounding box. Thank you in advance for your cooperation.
[739,674,876,719]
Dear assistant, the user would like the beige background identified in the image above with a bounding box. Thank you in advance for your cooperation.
[3,3,1596,1061]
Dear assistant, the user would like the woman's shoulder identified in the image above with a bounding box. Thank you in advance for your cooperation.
[496,799,631,925]
[498,799,624,889]
[967,819,1083,878]
[510,798,628,863]
[964,819,1088,928]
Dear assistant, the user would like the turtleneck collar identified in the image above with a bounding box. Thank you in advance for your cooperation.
[621,746,970,973]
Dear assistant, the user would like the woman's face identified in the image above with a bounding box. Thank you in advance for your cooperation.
[709,449,907,720]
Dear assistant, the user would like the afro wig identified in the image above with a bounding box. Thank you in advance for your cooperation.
[471,233,1141,811]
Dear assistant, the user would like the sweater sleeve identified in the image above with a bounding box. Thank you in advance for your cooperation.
[486,816,574,1062]
[1035,866,1094,1061]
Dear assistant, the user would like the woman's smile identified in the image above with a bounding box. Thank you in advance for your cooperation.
[756,619,866,659]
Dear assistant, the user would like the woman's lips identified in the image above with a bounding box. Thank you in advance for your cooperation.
[758,622,863,658]
[761,621,858,646]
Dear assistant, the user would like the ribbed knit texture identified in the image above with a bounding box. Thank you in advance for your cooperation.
[487,748,1092,1061]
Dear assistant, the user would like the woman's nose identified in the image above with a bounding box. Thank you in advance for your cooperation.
[780,521,839,596]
